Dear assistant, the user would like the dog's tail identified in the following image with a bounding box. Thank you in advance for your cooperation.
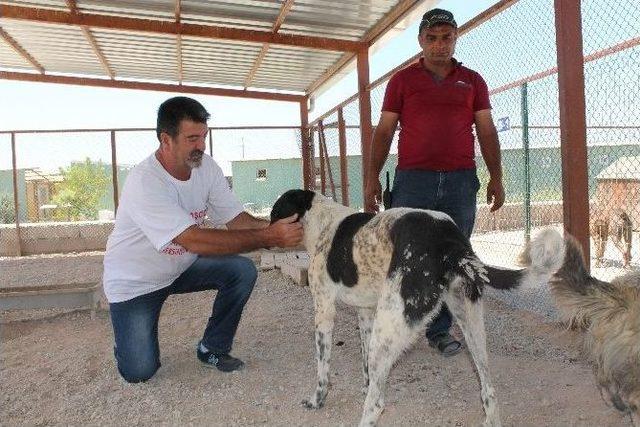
[547,233,625,330]
[473,228,566,291]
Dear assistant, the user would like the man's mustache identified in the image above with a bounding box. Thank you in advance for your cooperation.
[190,150,204,158]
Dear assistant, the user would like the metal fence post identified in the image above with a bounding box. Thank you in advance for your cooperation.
[208,128,213,157]
[338,107,349,206]
[521,82,531,243]
[110,130,119,213]
[10,132,23,256]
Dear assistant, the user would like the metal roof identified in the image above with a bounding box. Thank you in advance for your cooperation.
[596,156,640,181]
[0,0,428,100]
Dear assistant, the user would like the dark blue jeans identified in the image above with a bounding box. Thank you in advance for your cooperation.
[391,168,480,341]
[109,255,257,383]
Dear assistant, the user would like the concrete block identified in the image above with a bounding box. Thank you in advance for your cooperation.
[280,261,308,286]
[259,251,276,270]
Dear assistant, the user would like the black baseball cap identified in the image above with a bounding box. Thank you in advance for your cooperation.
[419,8,457,32]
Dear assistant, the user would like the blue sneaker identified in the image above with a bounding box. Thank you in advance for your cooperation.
[196,341,245,372]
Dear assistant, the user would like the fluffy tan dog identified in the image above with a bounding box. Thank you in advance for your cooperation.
[542,234,640,424]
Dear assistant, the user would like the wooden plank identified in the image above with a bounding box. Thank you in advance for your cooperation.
[1,4,364,52]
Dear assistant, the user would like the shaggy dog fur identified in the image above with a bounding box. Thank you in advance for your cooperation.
[540,234,640,425]
[270,189,565,427]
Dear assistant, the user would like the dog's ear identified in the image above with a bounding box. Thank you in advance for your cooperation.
[270,189,315,224]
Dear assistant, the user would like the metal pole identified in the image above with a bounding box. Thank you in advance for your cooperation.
[357,48,372,208]
[521,83,531,243]
[338,107,349,206]
[555,0,590,267]
[110,130,119,213]
[299,99,312,189]
[318,121,326,195]
[208,128,213,157]
[11,132,23,256]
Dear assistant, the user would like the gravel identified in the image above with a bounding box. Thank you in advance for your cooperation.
[0,253,630,426]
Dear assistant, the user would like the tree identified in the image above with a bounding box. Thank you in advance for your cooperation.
[0,195,15,224]
[51,158,110,221]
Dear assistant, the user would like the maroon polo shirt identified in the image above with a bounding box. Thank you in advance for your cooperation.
[382,58,491,171]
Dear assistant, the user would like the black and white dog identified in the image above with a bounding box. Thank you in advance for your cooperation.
[271,189,565,427]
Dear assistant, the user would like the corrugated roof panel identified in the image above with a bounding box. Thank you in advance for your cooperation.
[0,20,106,75]
[1,0,67,11]
[180,1,280,31]
[92,28,177,80]
[0,35,34,70]
[77,0,175,21]
[280,0,397,40]
[250,44,340,91]
[0,0,418,94]
[181,36,261,86]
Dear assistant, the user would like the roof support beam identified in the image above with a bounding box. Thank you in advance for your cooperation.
[0,71,305,103]
[0,4,364,52]
[244,0,295,89]
[65,0,114,79]
[357,48,372,209]
[554,0,590,266]
[0,27,45,73]
[175,0,183,83]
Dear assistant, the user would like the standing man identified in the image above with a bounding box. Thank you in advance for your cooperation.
[103,96,303,382]
[364,8,504,356]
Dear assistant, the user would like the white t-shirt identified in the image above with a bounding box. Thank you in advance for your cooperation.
[103,153,243,303]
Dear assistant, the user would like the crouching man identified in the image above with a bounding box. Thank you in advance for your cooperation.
[103,96,303,382]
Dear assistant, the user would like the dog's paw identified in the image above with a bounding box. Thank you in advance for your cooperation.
[302,398,323,409]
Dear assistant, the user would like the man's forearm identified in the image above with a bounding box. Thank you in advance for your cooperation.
[368,129,394,182]
[478,131,502,180]
[177,226,268,256]
[227,211,269,230]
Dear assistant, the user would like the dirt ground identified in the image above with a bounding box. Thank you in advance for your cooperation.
[0,264,632,426]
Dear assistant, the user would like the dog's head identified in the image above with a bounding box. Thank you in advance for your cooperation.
[270,189,316,224]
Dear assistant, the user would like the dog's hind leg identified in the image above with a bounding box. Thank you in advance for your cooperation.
[302,287,337,410]
[445,287,501,427]
[358,308,375,394]
[359,292,418,427]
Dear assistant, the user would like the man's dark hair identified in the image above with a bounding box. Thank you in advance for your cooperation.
[156,96,210,141]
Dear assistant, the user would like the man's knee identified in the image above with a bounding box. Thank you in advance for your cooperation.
[232,256,258,291]
[117,357,160,383]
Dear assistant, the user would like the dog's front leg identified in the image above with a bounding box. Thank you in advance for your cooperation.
[357,308,375,394]
[302,293,336,409]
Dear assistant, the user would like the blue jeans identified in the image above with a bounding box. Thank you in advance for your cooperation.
[109,255,257,383]
[391,168,480,341]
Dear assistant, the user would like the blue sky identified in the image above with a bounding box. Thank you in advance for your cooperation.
[0,1,501,174]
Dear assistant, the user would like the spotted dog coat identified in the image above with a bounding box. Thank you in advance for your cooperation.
[271,190,565,427]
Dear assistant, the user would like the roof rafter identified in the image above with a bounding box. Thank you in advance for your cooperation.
[0,26,45,73]
[244,0,295,89]
[0,4,365,52]
[175,0,183,84]
[0,70,306,103]
[65,0,114,79]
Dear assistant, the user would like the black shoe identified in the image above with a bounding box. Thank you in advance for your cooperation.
[197,341,245,372]
[428,332,463,357]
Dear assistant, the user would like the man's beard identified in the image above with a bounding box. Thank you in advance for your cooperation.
[186,150,204,168]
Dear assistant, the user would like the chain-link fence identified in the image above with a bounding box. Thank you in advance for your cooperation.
[307,0,639,278]
[0,127,303,256]
[2,0,638,276]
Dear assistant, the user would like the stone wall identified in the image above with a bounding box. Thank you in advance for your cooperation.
[0,201,566,256]
[0,221,114,256]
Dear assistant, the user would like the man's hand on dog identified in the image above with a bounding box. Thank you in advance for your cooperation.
[265,214,304,248]
[364,179,382,213]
